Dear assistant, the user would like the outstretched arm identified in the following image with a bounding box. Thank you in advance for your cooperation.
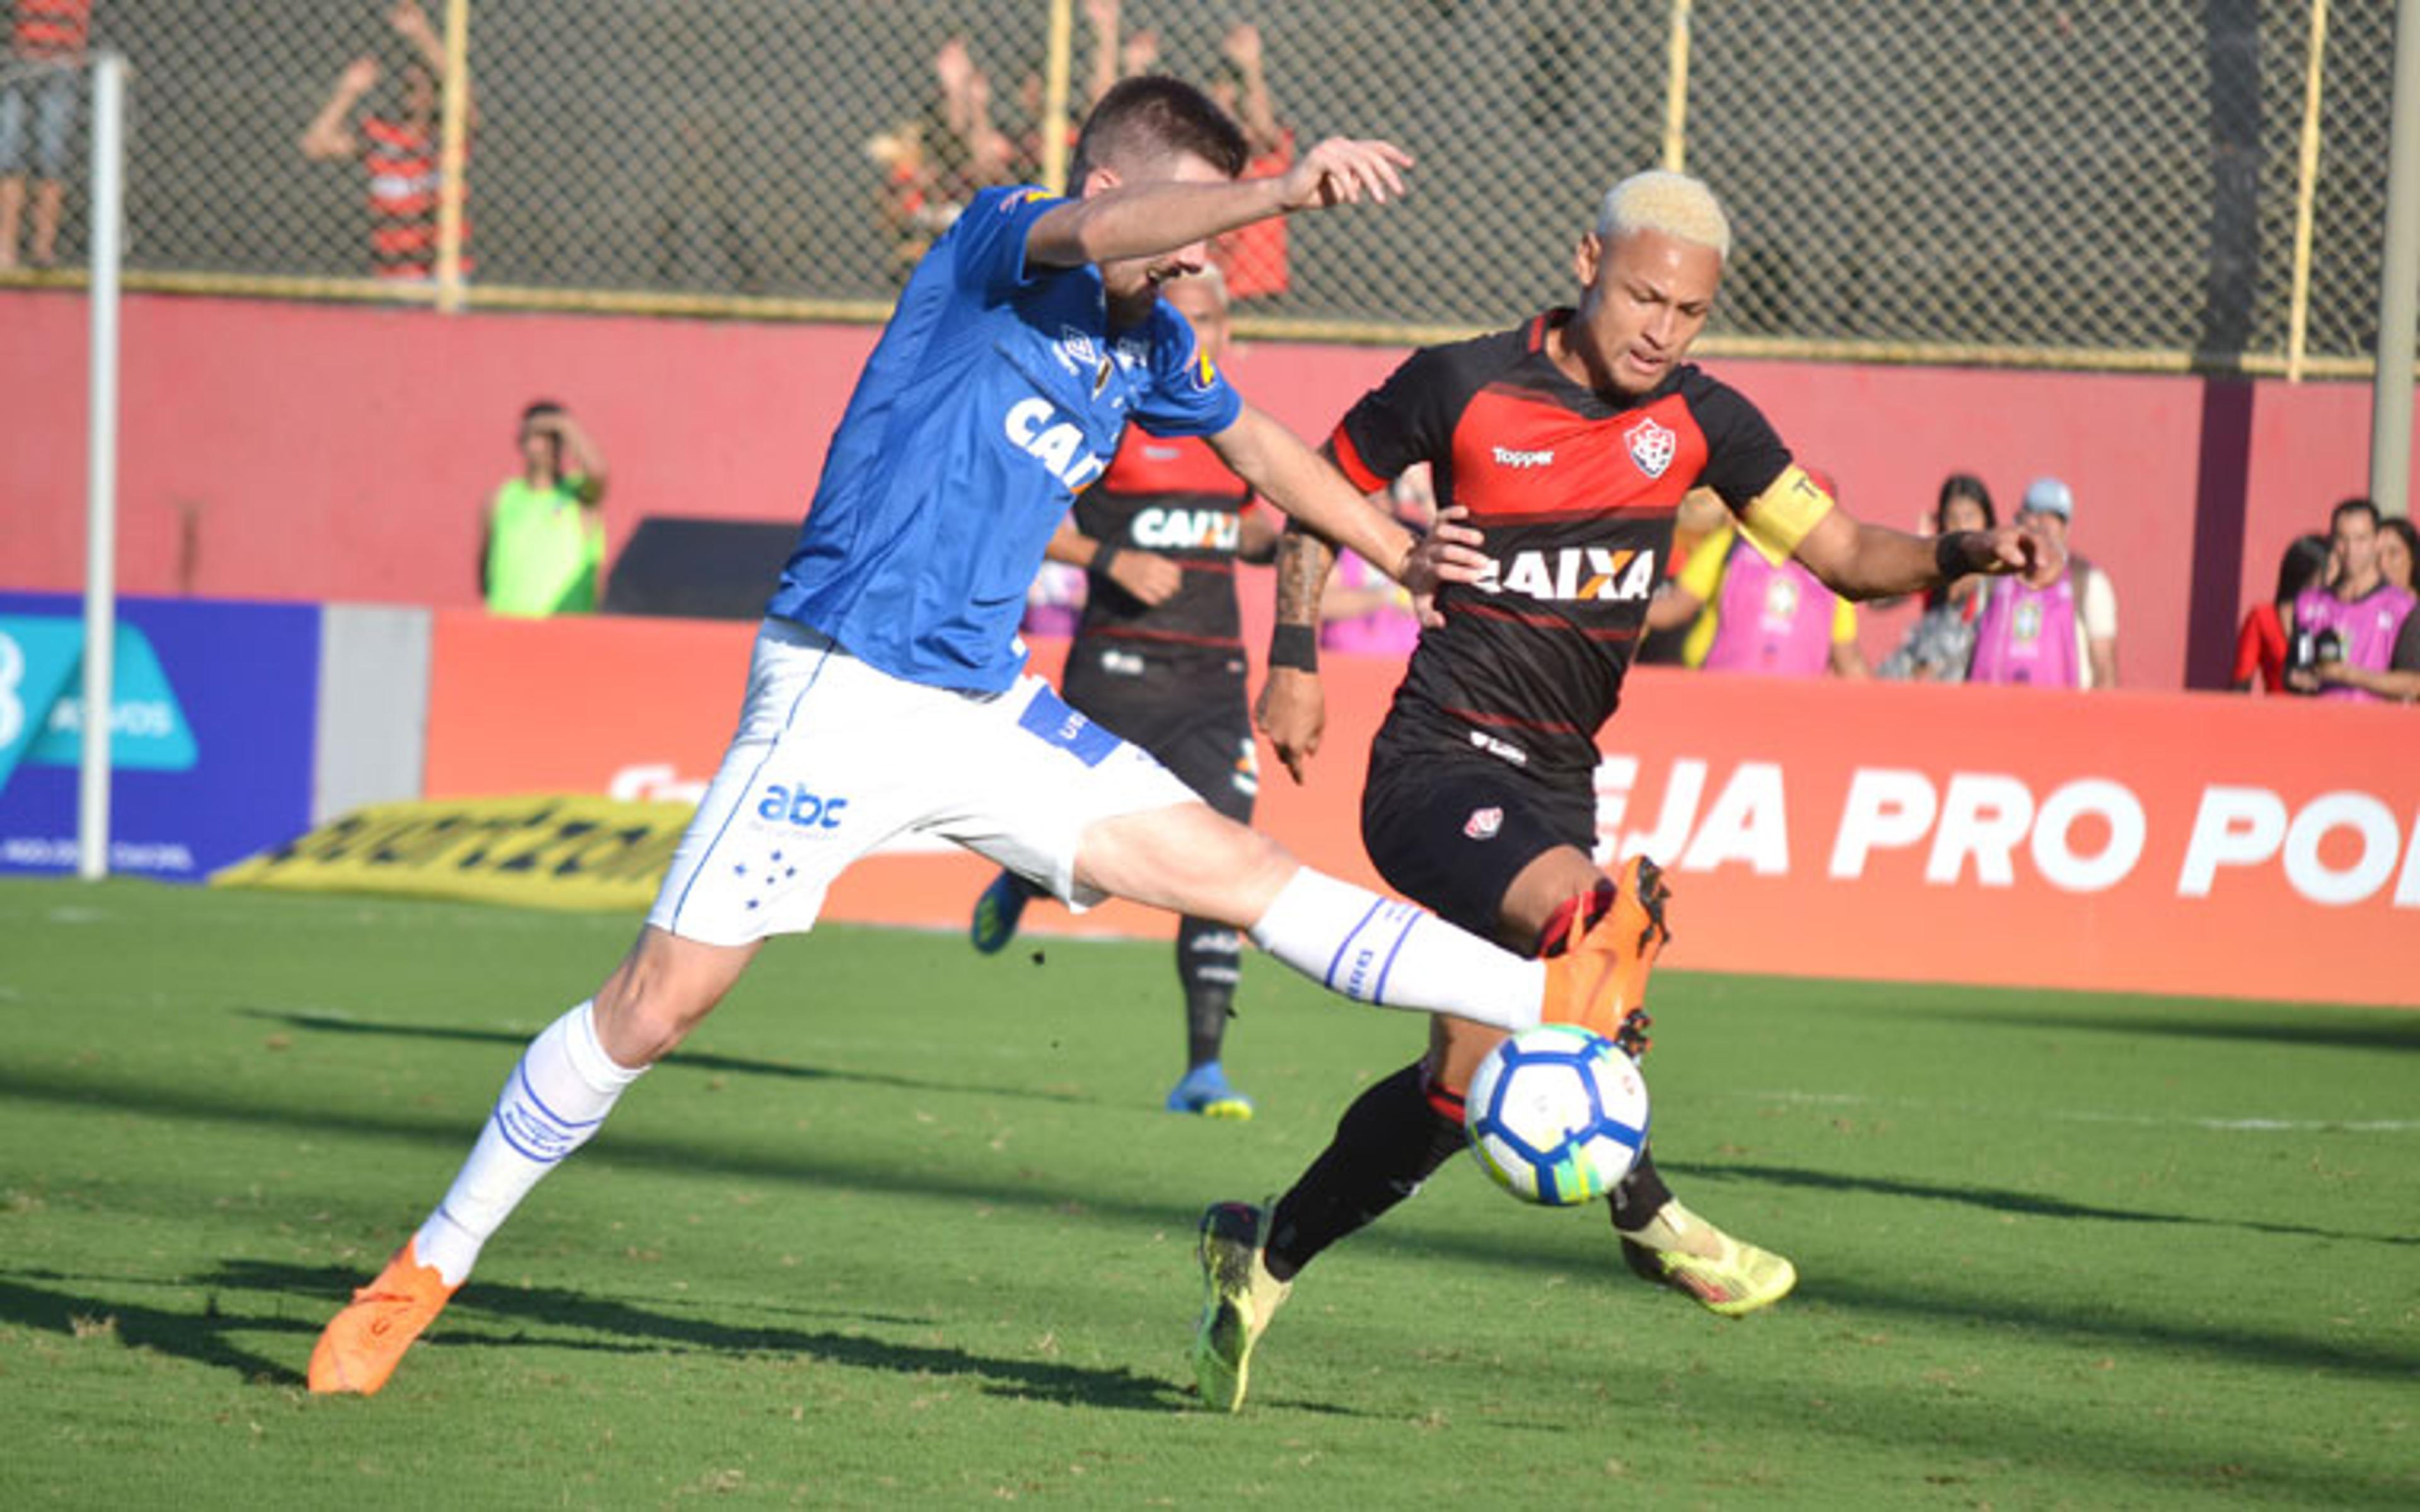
[1789,496,2051,603]
[1024,136,1411,270]
[1207,404,1487,597]
[301,59,376,160]
[391,0,476,129]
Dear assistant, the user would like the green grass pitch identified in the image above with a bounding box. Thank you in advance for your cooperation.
[1,877,2413,1506]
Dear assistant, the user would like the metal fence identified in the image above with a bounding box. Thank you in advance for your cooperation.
[0,0,2400,373]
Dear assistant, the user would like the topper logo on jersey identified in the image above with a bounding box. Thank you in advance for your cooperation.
[1473,546,1659,603]
[1492,445,1555,469]
[1131,507,1240,551]
[1004,397,1109,491]
[1625,417,1676,479]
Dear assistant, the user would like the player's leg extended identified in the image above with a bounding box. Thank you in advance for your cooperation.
[312,619,851,1395]
[1241,808,1627,1294]
[1505,849,1795,1317]
[309,930,754,1395]
[1073,805,1556,1031]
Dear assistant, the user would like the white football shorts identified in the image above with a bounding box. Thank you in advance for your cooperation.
[647,617,1199,946]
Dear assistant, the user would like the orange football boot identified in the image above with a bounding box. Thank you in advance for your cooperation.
[307,1239,459,1395]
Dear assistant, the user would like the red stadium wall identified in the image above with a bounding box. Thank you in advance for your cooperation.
[1,288,2412,689]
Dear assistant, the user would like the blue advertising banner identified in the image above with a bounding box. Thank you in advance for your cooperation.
[0,594,321,880]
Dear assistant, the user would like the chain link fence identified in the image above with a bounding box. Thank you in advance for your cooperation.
[1,1,2403,372]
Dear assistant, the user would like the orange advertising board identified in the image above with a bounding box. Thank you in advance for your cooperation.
[424,610,2414,1008]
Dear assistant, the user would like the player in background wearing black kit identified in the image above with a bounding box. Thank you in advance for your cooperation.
[970,266,1281,1119]
[1190,169,2054,1411]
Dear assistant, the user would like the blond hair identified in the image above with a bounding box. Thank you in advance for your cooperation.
[1595,171,1731,260]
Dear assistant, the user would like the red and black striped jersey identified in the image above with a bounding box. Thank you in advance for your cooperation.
[11,0,88,59]
[362,115,473,280]
[1070,429,1259,656]
[1333,309,1792,776]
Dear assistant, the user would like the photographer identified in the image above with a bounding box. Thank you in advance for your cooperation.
[2285,499,2420,702]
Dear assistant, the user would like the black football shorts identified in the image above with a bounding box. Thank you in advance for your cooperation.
[1359,736,1594,942]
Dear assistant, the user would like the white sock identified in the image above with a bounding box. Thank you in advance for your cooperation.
[1247,868,1543,1032]
[412,1001,645,1286]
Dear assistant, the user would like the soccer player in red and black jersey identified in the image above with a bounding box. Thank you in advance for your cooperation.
[1189,169,2053,1411]
[970,267,1281,1119]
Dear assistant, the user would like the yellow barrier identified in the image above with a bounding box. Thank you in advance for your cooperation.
[214,794,692,913]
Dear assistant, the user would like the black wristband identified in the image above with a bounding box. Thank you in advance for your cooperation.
[1269,622,1320,672]
[1932,531,1972,581]
[1090,542,1121,577]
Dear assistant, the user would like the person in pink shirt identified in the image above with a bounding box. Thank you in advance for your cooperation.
[2288,497,2420,701]
[1645,467,1867,677]
[1968,477,2118,689]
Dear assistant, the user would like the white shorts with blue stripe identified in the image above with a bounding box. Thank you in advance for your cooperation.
[647,617,1197,946]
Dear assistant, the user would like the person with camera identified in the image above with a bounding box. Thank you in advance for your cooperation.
[2286,497,2420,702]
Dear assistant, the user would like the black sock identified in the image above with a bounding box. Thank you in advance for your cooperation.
[1264,1063,1463,1282]
[1175,916,1242,1069]
[1606,1145,1674,1234]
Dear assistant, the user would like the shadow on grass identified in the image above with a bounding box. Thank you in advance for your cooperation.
[7,1061,2411,1395]
[0,1273,301,1384]
[232,1008,1092,1107]
[1697,1160,2419,1247]
[1954,1007,2420,1055]
[0,1261,1196,1412]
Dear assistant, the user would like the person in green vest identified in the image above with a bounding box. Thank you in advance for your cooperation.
[482,400,609,616]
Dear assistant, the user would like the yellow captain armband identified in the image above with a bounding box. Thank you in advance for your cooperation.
[1737,464,1835,564]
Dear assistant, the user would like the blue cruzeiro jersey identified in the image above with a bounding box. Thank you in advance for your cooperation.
[767,184,1245,692]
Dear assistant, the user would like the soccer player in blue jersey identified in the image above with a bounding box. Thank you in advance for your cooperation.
[307,77,1673,1397]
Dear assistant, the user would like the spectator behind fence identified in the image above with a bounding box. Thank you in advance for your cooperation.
[1644,467,1869,679]
[300,1,475,284]
[1206,21,1294,302]
[2287,497,2420,702]
[1968,476,2119,689]
[2230,532,2331,694]
[483,401,608,617]
[873,17,1132,284]
[1879,472,1996,681]
[0,0,86,271]
[1319,463,1434,657]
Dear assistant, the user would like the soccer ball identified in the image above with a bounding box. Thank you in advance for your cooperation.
[1464,1025,1650,1206]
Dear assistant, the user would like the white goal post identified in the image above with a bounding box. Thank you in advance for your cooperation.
[76,50,123,881]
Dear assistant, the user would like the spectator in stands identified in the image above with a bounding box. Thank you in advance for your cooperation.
[2378,516,2417,596]
[1968,476,2119,689]
[2230,532,2331,694]
[1319,463,1433,657]
[1206,21,1295,302]
[2287,497,2420,702]
[0,0,86,270]
[1879,472,1997,681]
[483,401,609,618]
[300,1,475,284]
[876,16,1134,283]
[1645,467,1870,678]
